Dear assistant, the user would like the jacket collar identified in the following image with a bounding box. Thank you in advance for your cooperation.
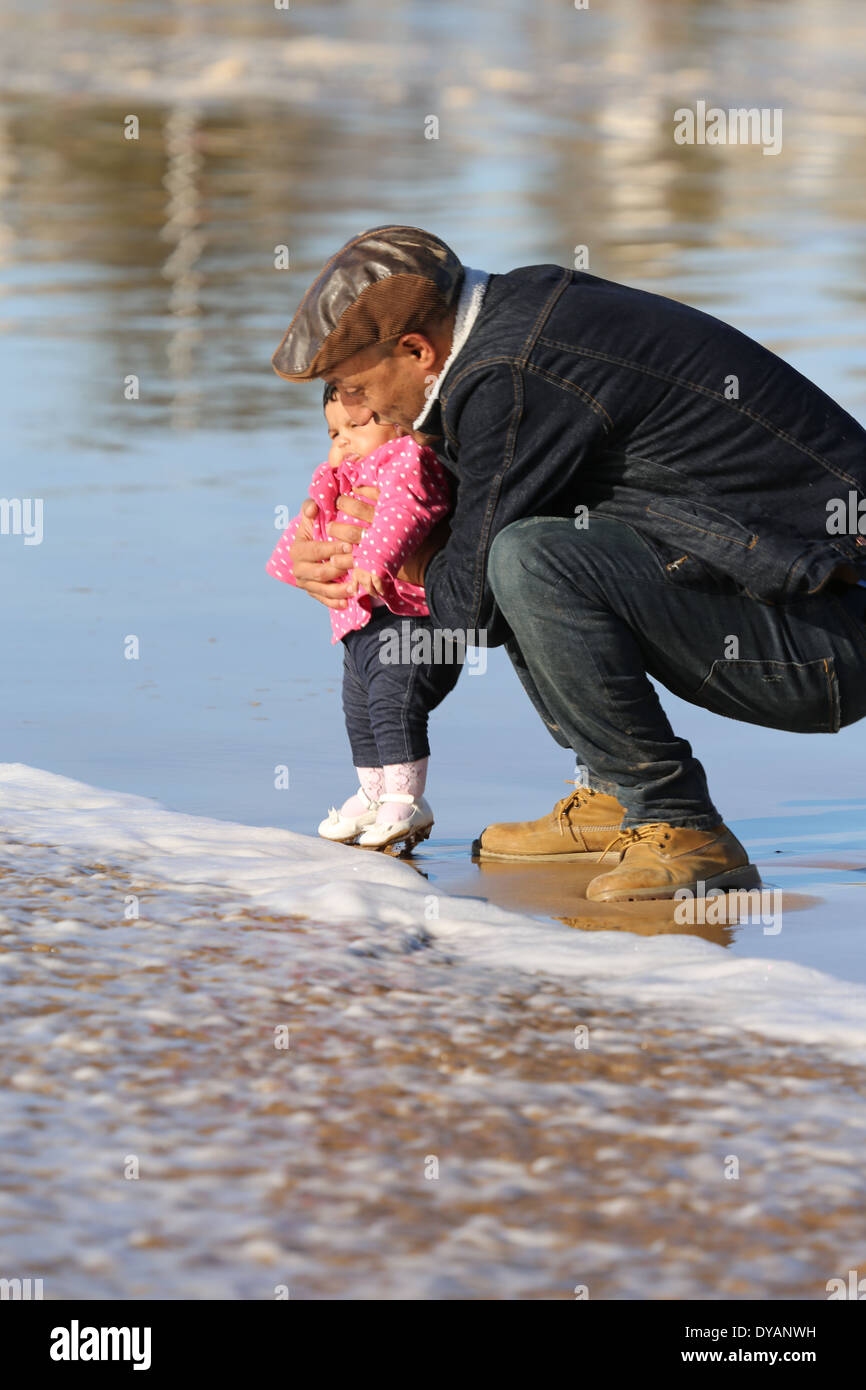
[412,267,490,432]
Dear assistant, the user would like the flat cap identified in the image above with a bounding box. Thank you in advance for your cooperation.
[271,225,464,382]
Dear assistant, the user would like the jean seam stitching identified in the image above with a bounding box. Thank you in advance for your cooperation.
[534,336,865,491]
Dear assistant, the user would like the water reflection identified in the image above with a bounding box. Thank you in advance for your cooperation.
[1,0,864,447]
[161,104,205,428]
[440,852,815,948]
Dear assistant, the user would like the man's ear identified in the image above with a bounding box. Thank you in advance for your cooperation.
[396,332,437,365]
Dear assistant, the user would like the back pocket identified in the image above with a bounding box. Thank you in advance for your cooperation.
[693,656,840,733]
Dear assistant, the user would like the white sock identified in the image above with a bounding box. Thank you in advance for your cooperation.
[376,757,428,824]
[340,766,384,818]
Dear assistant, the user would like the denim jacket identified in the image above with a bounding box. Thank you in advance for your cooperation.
[421,265,866,645]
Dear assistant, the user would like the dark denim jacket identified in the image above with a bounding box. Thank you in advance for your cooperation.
[423,265,866,645]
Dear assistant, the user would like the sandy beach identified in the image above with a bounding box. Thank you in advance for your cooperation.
[1,768,865,1298]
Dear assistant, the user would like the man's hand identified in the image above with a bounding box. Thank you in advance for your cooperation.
[290,487,448,605]
[397,518,450,587]
[349,567,385,598]
[289,499,354,609]
[330,486,378,544]
[288,487,381,610]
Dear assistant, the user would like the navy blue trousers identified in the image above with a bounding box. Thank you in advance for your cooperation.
[341,608,462,767]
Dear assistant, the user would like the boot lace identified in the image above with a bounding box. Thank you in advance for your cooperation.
[597,822,674,860]
[555,782,597,838]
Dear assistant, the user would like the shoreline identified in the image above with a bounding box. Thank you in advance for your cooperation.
[3,827,866,1299]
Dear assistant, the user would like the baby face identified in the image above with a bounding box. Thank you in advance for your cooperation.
[325,397,398,468]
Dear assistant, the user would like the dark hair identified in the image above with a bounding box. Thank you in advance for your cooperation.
[322,382,339,409]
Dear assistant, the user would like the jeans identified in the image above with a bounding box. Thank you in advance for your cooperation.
[487,515,866,829]
[341,608,462,767]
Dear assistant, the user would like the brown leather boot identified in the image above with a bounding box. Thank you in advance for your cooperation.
[586,822,760,902]
[473,785,627,861]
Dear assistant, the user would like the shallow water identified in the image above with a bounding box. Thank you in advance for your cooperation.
[3,0,866,847]
[2,0,866,1299]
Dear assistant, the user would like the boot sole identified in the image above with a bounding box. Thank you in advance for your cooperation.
[319,820,379,845]
[472,840,622,864]
[359,824,433,856]
[589,862,762,903]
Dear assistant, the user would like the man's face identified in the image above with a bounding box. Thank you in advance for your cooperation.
[323,331,447,433]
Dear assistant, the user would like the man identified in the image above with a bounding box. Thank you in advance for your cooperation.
[272,225,866,902]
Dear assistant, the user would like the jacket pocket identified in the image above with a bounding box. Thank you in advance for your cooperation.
[644,500,772,597]
[693,656,840,733]
[645,497,758,549]
[632,525,740,592]
[655,548,737,591]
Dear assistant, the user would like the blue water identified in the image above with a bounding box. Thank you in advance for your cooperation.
[2,0,865,945]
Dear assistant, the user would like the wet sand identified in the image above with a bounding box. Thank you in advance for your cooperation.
[412,840,820,946]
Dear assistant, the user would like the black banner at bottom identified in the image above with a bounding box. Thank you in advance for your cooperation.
[6,1296,863,1375]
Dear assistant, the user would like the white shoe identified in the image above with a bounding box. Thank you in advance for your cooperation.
[357,793,434,852]
[317,787,379,843]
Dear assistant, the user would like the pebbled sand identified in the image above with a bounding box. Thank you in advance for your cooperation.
[2,837,865,1300]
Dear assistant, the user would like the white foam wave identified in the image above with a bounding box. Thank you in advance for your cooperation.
[3,763,866,1063]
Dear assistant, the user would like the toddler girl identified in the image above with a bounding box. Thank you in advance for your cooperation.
[267,384,461,852]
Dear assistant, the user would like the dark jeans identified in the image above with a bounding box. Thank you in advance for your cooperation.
[488,515,866,829]
[341,608,462,767]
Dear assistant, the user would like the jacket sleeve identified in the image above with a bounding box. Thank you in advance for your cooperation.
[353,443,451,605]
[423,362,611,643]
[265,461,336,588]
[266,512,304,587]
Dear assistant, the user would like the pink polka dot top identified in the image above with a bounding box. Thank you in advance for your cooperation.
[266,436,451,644]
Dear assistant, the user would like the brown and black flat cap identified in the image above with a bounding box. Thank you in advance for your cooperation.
[271,225,464,382]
